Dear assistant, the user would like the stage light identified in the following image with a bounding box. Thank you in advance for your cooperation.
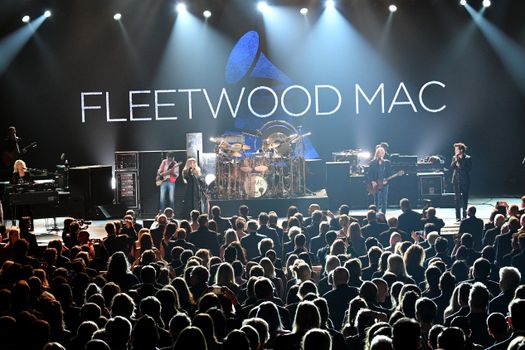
[459,0,467,5]
[389,4,398,12]
[358,151,371,159]
[482,0,491,7]
[326,0,335,9]
[176,2,187,13]
[22,15,30,23]
[113,13,122,21]
[300,7,308,15]
[44,10,52,18]
[257,1,269,13]
[203,10,212,18]
[205,174,216,186]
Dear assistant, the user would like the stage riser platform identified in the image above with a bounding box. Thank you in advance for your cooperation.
[210,195,329,217]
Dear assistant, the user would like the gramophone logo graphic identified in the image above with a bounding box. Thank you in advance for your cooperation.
[224,30,318,159]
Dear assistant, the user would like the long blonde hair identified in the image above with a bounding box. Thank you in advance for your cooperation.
[13,159,27,173]
[182,157,201,177]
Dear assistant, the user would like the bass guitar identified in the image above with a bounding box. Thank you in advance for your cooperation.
[367,170,405,195]
[155,161,181,186]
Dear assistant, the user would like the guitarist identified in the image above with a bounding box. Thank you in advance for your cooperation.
[157,152,179,211]
[367,146,391,214]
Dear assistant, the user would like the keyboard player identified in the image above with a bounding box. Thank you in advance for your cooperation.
[10,159,34,228]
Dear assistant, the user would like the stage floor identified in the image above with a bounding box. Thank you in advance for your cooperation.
[10,196,521,247]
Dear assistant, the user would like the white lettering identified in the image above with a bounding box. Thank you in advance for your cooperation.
[355,84,384,114]
[315,85,342,116]
[154,89,178,120]
[129,90,152,121]
[247,86,278,118]
[281,85,312,117]
[81,92,103,123]
[388,82,417,113]
[105,92,127,122]
[202,88,245,119]
[179,89,201,120]
[419,80,446,113]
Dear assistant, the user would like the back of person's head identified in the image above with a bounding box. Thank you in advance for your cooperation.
[301,328,331,350]
[360,281,378,302]
[239,205,250,216]
[434,237,448,254]
[509,298,525,332]
[415,297,437,324]
[439,272,456,294]
[84,339,110,350]
[499,266,521,292]
[224,329,251,350]
[332,266,349,287]
[243,317,270,346]
[174,326,207,350]
[193,313,217,344]
[168,312,191,341]
[428,324,444,349]
[487,312,508,339]
[472,258,491,279]
[197,214,209,226]
[256,301,283,333]
[44,342,67,350]
[254,277,274,300]
[294,301,321,334]
[399,198,410,211]
[105,316,132,348]
[450,318,471,338]
[140,265,157,284]
[240,324,260,350]
[295,233,307,247]
[190,265,210,286]
[370,335,394,350]
[392,317,421,350]
[344,258,362,278]
[468,282,489,311]
[131,315,159,348]
[298,280,318,299]
[211,205,221,217]
[437,327,465,350]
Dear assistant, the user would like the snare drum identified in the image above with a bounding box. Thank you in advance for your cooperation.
[253,155,269,173]
[243,174,268,198]
[240,158,253,173]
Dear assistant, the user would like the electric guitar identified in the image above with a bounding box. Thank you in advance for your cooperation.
[155,161,181,186]
[367,170,405,195]
[1,141,37,167]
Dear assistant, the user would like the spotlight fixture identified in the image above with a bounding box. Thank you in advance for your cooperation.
[482,0,491,7]
[459,0,467,5]
[44,10,52,18]
[300,7,308,15]
[388,4,397,13]
[257,1,269,13]
[22,15,30,23]
[203,10,212,18]
[326,0,335,9]
[176,2,187,13]
[113,13,122,21]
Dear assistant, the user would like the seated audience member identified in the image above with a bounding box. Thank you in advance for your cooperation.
[489,266,521,314]
[397,198,422,234]
[421,207,445,234]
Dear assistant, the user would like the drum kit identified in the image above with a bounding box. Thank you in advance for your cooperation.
[211,124,310,200]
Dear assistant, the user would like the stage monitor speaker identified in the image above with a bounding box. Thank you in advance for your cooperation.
[69,165,113,218]
[349,175,369,209]
[306,159,326,192]
[388,173,419,206]
[326,162,351,210]
[96,203,128,219]
[419,172,444,196]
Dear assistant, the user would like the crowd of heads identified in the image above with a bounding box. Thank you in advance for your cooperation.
[0,197,524,350]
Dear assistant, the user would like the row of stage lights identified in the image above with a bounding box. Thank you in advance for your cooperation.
[20,0,492,23]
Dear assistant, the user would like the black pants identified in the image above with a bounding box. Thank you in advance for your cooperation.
[453,181,469,220]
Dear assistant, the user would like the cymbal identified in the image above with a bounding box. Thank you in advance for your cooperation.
[232,143,251,150]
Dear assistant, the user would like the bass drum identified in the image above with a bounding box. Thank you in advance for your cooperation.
[243,175,268,198]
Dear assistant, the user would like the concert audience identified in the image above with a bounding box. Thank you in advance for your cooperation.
[0,197,524,350]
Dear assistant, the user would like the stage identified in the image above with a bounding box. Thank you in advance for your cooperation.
[23,196,521,247]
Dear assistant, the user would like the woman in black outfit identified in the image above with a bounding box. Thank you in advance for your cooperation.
[182,157,208,218]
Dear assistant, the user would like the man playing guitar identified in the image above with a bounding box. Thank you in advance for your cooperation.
[367,146,392,214]
[157,152,180,211]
